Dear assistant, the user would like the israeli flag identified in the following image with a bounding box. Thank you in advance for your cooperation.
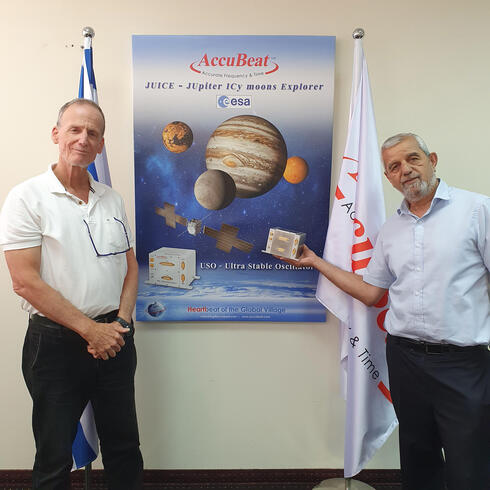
[72,401,98,469]
[72,32,110,470]
[78,34,111,186]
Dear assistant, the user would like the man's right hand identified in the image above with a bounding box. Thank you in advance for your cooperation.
[275,243,387,307]
[85,321,129,360]
[276,244,320,268]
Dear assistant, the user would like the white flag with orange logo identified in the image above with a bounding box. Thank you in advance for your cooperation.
[316,37,397,477]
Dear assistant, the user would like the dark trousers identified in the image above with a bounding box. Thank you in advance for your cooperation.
[22,313,143,490]
[386,334,490,490]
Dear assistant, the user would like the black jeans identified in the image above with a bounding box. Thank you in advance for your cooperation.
[386,334,490,490]
[22,312,143,490]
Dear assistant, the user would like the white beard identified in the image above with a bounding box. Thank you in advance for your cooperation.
[403,171,437,202]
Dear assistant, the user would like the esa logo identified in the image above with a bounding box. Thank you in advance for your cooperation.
[216,95,252,109]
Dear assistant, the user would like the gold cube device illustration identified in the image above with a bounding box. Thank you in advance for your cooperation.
[263,228,306,259]
[146,246,200,289]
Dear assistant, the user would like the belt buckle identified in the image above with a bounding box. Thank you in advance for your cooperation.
[425,343,445,354]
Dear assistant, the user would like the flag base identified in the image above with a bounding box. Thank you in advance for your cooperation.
[313,478,374,490]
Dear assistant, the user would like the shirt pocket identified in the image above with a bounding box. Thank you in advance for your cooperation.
[86,217,129,256]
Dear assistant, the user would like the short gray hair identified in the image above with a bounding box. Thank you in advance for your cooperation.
[381,133,430,156]
[56,98,105,136]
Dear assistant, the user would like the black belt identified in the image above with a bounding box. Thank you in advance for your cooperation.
[390,335,488,354]
[29,310,134,338]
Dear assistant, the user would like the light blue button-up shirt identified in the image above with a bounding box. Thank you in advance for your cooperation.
[363,180,489,346]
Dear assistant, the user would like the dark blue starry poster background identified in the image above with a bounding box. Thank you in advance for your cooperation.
[132,35,335,322]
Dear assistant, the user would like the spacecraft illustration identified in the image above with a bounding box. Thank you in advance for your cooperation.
[203,224,254,253]
[155,202,253,253]
[155,203,202,237]
[262,228,306,260]
[146,246,200,289]
[155,203,187,229]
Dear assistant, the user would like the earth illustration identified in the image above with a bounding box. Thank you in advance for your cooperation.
[205,115,287,198]
[147,301,166,317]
[162,121,193,153]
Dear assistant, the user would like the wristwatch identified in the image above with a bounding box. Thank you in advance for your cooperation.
[115,316,132,329]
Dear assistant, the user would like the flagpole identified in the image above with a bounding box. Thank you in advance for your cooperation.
[312,27,376,490]
[82,27,95,490]
[83,26,95,41]
[84,463,92,490]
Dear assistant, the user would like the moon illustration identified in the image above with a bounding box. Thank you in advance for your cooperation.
[194,169,237,210]
[162,121,193,153]
[205,115,287,198]
[283,156,309,184]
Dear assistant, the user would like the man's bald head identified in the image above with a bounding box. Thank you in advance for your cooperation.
[57,99,105,136]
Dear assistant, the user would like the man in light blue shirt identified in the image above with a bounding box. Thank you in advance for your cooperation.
[287,133,489,490]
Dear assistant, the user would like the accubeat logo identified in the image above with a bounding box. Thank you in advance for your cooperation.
[190,53,279,74]
[217,95,252,109]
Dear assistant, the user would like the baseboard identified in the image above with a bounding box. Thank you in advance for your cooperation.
[0,468,401,489]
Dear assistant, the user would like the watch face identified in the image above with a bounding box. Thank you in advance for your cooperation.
[116,317,134,336]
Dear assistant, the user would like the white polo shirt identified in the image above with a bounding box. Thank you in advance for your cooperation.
[0,165,135,318]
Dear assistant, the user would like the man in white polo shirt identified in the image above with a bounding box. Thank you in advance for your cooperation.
[0,99,143,489]
[281,133,489,490]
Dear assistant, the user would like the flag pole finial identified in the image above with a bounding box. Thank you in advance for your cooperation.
[352,28,364,39]
[82,27,95,38]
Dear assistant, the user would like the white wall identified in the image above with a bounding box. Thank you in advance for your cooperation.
[1,0,489,470]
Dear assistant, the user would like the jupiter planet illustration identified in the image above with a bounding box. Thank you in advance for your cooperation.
[205,115,288,198]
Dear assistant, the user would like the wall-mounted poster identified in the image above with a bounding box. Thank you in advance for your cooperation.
[133,35,335,322]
